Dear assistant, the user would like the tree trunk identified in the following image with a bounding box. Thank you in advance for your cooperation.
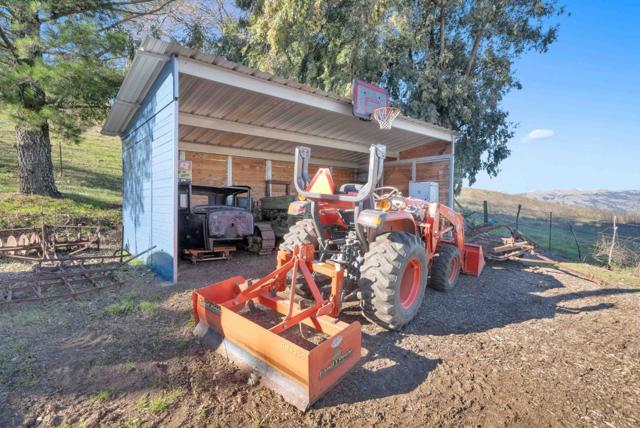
[15,122,62,198]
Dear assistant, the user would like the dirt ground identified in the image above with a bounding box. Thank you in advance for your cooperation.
[1,250,639,428]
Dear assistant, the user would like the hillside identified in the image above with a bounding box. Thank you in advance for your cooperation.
[0,113,121,228]
[458,188,640,263]
[524,189,640,215]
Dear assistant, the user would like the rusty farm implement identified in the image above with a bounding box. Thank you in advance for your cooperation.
[0,223,101,261]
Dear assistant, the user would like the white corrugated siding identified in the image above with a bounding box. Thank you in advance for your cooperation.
[122,59,177,282]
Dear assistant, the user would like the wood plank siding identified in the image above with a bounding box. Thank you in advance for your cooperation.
[186,152,356,198]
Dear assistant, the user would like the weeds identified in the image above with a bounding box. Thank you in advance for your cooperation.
[138,389,184,414]
[106,295,159,317]
[91,391,109,403]
[123,361,136,371]
[138,301,159,314]
[121,419,142,428]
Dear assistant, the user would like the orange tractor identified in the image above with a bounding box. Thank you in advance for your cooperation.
[192,145,485,410]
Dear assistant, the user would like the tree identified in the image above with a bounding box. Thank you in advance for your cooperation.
[0,1,174,197]
[217,0,564,190]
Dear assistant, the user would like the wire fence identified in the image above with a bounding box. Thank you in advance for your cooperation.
[459,199,640,270]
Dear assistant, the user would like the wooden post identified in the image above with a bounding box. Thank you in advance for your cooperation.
[483,200,488,224]
[515,204,522,231]
[607,215,618,269]
[548,212,553,252]
[569,224,582,261]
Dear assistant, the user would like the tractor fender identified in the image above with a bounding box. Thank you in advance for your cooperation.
[356,209,417,235]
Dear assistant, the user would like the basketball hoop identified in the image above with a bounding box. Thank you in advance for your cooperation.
[373,106,400,130]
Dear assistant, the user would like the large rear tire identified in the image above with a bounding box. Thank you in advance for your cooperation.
[279,219,321,298]
[359,232,428,330]
[429,244,461,292]
[279,219,319,251]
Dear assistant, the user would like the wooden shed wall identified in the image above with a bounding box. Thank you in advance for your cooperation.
[184,151,355,198]
[384,140,452,204]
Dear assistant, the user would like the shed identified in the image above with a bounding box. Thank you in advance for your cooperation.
[102,37,457,283]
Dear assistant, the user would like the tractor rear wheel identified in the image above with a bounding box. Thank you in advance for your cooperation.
[279,219,318,251]
[359,232,428,330]
[429,244,461,292]
[279,219,321,298]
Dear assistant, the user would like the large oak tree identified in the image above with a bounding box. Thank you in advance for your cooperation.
[217,0,564,190]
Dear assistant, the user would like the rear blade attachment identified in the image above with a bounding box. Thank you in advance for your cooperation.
[192,244,361,410]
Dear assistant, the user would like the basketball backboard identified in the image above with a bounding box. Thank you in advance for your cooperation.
[352,79,388,120]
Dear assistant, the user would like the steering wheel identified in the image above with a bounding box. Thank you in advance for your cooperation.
[373,186,400,200]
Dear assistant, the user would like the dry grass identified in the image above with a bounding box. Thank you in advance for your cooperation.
[459,188,640,224]
[592,234,640,269]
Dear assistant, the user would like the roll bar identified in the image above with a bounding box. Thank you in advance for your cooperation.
[294,144,386,203]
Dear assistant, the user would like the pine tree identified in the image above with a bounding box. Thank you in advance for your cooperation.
[0,1,173,197]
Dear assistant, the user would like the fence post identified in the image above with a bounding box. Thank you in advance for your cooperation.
[483,200,488,224]
[607,215,618,269]
[516,204,522,231]
[548,212,553,252]
[569,224,582,261]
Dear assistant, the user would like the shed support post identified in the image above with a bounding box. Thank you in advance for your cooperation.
[265,160,272,197]
[226,155,233,186]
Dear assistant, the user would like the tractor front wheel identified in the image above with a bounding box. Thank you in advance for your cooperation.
[359,232,428,330]
[429,244,461,292]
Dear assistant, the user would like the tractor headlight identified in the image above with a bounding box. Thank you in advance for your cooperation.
[375,198,392,212]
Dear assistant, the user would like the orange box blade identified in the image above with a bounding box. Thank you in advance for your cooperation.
[192,283,361,410]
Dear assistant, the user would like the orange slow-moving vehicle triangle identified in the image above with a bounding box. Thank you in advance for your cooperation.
[307,168,335,195]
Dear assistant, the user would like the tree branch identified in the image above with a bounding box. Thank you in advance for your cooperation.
[464,24,486,78]
[99,0,176,32]
[0,25,17,59]
[48,0,160,20]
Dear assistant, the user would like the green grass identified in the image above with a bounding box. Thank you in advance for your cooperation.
[106,295,159,316]
[138,389,183,414]
[0,112,121,228]
[121,419,143,428]
[91,391,110,403]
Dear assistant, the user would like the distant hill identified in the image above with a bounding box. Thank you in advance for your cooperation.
[523,189,640,215]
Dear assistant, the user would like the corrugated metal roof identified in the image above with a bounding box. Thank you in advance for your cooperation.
[102,37,456,160]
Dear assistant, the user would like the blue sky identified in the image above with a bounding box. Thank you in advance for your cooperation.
[471,1,640,194]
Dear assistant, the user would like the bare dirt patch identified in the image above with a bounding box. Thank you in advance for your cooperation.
[1,252,639,427]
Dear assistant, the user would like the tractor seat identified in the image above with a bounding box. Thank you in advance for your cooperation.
[339,183,373,210]
[339,183,362,194]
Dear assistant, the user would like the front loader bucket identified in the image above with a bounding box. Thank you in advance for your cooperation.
[192,276,361,411]
[462,243,486,276]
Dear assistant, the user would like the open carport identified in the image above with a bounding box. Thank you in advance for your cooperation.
[102,37,457,282]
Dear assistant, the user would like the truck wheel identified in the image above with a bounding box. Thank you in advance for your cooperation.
[279,219,320,298]
[359,232,428,330]
[429,244,461,292]
[279,219,318,251]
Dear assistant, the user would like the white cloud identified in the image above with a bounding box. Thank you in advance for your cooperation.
[524,128,555,141]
